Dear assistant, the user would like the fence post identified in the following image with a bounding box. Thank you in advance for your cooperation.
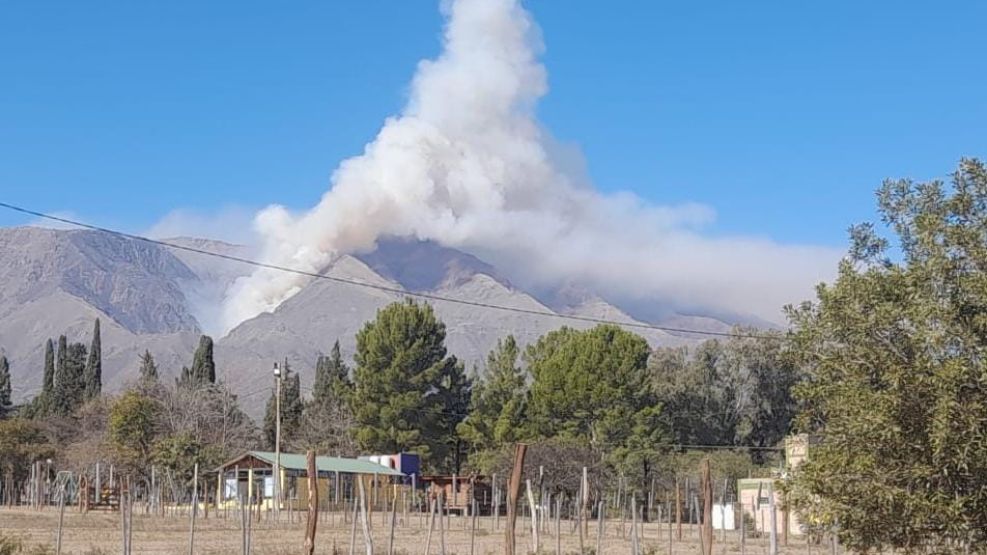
[305,451,319,555]
[701,458,712,555]
[504,443,527,555]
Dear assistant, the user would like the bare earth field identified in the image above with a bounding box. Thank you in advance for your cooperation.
[0,507,833,555]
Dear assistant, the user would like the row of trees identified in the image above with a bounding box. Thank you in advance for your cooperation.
[1,301,796,495]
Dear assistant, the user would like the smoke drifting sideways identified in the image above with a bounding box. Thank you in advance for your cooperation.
[220,0,841,334]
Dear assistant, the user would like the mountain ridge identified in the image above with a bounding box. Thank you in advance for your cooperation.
[0,226,735,409]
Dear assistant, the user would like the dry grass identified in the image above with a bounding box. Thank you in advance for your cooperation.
[0,506,826,555]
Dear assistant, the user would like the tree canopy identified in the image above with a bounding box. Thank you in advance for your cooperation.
[351,300,467,470]
[523,325,665,479]
[787,159,987,552]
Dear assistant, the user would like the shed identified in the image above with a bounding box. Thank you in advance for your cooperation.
[214,451,405,510]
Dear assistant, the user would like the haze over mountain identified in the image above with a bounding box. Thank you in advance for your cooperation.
[0,226,734,414]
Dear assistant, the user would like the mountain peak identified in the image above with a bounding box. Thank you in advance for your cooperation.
[356,237,510,292]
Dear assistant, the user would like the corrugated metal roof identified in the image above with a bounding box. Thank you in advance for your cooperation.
[242,451,405,476]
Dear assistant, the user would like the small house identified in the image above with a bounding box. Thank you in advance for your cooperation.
[214,451,405,511]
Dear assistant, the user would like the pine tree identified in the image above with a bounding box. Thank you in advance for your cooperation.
[83,318,102,400]
[436,359,471,473]
[458,336,527,466]
[0,355,12,419]
[190,335,216,385]
[139,350,158,382]
[351,299,461,469]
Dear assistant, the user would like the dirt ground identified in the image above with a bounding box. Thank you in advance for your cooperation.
[0,506,832,555]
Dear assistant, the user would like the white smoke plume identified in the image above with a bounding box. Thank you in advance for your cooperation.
[221,0,841,333]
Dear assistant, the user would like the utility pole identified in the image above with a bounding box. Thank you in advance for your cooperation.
[274,360,283,520]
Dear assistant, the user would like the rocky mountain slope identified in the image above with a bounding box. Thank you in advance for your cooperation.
[0,226,724,408]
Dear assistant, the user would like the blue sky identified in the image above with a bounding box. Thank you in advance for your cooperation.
[2,1,985,248]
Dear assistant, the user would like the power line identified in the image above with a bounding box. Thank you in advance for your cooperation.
[0,201,778,340]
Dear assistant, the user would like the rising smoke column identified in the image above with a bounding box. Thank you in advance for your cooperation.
[222,0,839,333]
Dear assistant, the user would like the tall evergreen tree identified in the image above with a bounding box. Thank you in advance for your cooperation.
[299,341,357,455]
[436,360,471,473]
[190,335,216,385]
[42,339,55,397]
[139,350,158,382]
[0,355,12,419]
[52,342,87,416]
[313,341,351,407]
[350,299,461,469]
[83,318,102,399]
[458,336,527,466]
[56,335,67,386]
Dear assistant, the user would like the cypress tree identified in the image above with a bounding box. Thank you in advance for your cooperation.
[53,342,87,415]
[42,339,55,396]
[313,340,351,409]
[190,335,216,384]
[139,350,158,382]
[83,318,102,399]
[56,335,67,386]
[0,355,11,419]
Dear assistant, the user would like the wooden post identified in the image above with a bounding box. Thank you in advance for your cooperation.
[596,500,604,555]
[504,443,527,555]
[189,463,199,555]
[439,492,447,555]
[768,483,778,555]
[675,480,682,541]
[119,488,127,555]
[471,499,478,555]
[304,451,319,555]
[358,478,374,555]
[388,491,398,555]
[55,487,65,555]
[349,498,359,555]
[555,497,561,555]
[631,496,640,555]
[424,499,436,555]
[581,467,589,537]
[701,458,712,555]
[526,479,538,553]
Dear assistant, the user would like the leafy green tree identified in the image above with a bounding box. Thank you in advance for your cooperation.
[524,325,665,482]
[152,431,218,486]
[351,300,462,469]
[0,355,11,419]
[139,350,158,382]
[109,391,160,477]
[651,329,797,455]
[458,336,527,470]
[787,159,987,552]
[0,418,54,486]
[82,319,101,400]
[263,361,303,450]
